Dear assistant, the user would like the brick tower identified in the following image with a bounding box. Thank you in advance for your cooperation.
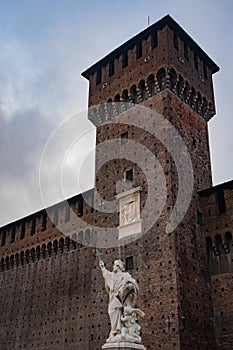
[82,14,219,350]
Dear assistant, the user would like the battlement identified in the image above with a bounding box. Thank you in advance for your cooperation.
[0,189,94,259]
[82,15,219,123]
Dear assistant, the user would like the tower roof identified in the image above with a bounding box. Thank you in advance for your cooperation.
[81,14,219,80]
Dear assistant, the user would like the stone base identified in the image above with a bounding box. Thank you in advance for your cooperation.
[102,342,146,350]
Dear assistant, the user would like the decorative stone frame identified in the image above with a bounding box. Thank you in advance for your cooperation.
[116,187,142,240]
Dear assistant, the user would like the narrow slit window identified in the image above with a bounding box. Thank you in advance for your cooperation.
[121,131,128,145]
[11,226,16,242]
[20,222,25,240]
[30,218,36,236]
[136,42,142,59]
[122,51,128,68]
[96,69,102,85]
[151,31,158,49]
[125,168,133,182]
[216,190,226,214]
[1,231,6,246]
[173,32,178,50]
[78,196,83,217]
[41,212,47,231]
[109,61,115,77]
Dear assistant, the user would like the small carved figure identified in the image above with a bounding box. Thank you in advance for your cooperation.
[121,306,145,343]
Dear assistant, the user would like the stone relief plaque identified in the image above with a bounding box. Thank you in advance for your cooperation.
[116,187,142,239]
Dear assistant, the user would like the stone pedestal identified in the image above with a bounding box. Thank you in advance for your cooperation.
[102,342,146,350]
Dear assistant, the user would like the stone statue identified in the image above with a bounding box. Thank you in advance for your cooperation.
[97,252,145,346]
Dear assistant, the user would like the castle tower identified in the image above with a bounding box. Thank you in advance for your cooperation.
[82,15,219,349]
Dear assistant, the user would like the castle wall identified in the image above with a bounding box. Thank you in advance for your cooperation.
[200,184,233,350]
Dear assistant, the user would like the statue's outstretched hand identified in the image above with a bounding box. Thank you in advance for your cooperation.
[99,259,105,268]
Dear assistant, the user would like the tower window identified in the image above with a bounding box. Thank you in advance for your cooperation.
[216,190,226,214]
[126,256,134,271]
[121,131,128,145]
[78,196,83,217]
[136,42,142,59]
[194,53,198,70]
[122,51,128,68]
[11,226,16,242]
[96,69,102,85]
[203,63,207,78]
[30,218,36,236]
[1,231,6,246]
[151,31,158,49]
[184,43,189,60]
[109,61,115,77]
[20,222,25,240]
[125,168,133,182]
[41,212,47,231]
[173,32,178,50]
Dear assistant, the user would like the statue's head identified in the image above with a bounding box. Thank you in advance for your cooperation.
[123,306,133,315]
[113,259,125,272]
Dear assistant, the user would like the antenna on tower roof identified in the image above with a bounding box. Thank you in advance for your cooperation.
[148,16,150,27]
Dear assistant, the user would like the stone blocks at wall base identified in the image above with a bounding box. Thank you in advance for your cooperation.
[102,342,146,350]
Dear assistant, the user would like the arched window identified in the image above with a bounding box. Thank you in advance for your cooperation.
[122,90,129,111]
[157,68,166,90]
[53,240,58,255]
[36,245,40,260]
[183,81,190,102]
[25,249,30,264]
[72,232,77,249]
[138,80,146,100]
[10,255,14,267]
[224,232,232,253]
[98,104,105,122]
[147,74,155,97]
[201,97,208,117]
[20,251,24,265]
[15,253,19,266]
[42,243,46,259]
[65,236,70,251]
[215,234,223,256]
[169,68,177,92]
[114,94,121,114]
[59,238,64,252]
[107,98,113,118]
[85,229,91,244]
[31,248,35,262]
[189,87,196,108]
[47,242,52,257]
[130,85,137,104]
[177,75,184,97]
[78,231,84,244]
[195,92,202,113]
[5,256,10,269]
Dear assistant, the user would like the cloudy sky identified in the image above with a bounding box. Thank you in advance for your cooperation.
[0,0,232,226]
